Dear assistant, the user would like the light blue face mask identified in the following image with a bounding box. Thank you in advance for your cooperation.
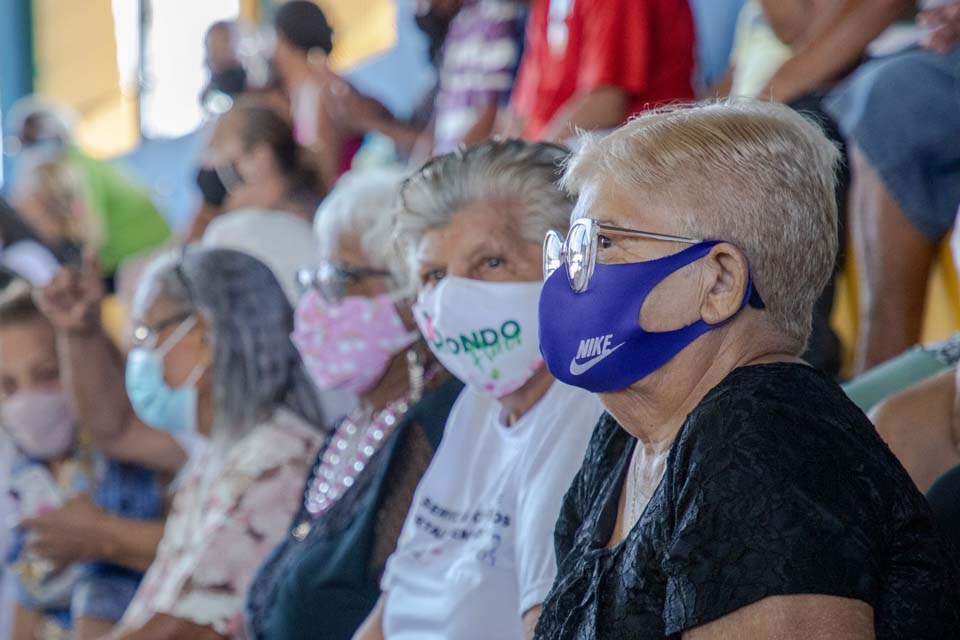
[125,315,206,432]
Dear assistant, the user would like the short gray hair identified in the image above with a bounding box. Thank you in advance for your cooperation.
[313,169,411,295]
[563,100,840,348]
[135,247,326,440]
[396,140,574,275]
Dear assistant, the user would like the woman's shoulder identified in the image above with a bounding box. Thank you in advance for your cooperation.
[682,362,870,445]
[671,362,908,502]
[227,411,325,476]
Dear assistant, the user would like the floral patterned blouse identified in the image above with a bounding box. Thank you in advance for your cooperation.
[119,410,323,638]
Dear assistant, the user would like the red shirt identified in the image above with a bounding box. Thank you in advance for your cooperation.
[511,0,696,140]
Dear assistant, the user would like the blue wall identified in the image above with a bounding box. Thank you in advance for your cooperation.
[0,0,34,191]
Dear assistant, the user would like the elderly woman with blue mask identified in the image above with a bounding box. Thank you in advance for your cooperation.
[532,100,960,639]
[354,141,604,640]
[244,171,463,640]
[37,248,326,640]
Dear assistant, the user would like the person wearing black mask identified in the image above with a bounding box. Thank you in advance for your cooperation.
[272,1,430,185]
[200,21,248,115]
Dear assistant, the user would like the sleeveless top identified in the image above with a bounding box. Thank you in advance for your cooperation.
[246,378,463,640]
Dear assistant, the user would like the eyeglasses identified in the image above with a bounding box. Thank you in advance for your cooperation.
[131,311,196,350]
[296,261,391,303]
[543,218,702,293]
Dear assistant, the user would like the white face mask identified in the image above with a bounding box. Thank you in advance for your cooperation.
[413,276,545,398]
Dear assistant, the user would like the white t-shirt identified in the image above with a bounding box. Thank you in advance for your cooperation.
[381,381,603,640]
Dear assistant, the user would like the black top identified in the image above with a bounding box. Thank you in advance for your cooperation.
[534,363,960,640]
[246,377,463,640]
[927,464,960,544]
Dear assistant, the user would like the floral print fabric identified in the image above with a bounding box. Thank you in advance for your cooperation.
[120,410,322,638]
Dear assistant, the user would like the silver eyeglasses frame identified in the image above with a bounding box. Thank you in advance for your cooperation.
[543,217,702,292]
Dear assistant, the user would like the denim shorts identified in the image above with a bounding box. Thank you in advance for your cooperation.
[825,46,960,241]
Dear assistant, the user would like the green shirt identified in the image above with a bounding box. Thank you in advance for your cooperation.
[67,145,171,274]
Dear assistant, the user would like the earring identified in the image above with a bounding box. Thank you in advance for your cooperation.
[406,348,425,404]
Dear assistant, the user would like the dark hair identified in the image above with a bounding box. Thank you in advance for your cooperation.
[226,99,320,195]
[275,0,334,54]
[0,280,43,327]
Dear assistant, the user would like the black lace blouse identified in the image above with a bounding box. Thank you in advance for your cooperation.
[534,363,960,640]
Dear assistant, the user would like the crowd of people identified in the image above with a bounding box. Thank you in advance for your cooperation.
[0,0,958,638]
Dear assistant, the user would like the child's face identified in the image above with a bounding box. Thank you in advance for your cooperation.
[0,319,61,400]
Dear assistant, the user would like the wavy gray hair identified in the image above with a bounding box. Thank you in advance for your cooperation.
[135,247,327,439]
[396,140,574,278]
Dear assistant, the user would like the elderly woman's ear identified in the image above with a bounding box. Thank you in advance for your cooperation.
[699,243,752,326]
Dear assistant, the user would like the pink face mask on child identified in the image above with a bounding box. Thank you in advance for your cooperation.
[292,289,417,395]
[1,390,76,460]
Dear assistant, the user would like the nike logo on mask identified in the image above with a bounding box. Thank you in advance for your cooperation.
[569,335,626,376]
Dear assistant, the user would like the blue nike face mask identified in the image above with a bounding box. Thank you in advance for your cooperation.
[538,241,762,393]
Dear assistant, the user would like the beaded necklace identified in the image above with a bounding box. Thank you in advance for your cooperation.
[292,359,439,541]
[303,396,411,518]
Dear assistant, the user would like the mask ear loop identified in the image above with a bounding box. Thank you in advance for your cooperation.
[167,248,210,388]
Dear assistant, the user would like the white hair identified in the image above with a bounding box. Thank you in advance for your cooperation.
[313,168,411,295]
[563,99,840,348]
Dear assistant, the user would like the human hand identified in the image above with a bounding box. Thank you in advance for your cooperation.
[920,2,960,53]
[34,250,104,335]
[20,494,106,570]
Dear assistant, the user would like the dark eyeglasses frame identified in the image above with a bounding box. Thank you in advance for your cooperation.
[296,262,392,303]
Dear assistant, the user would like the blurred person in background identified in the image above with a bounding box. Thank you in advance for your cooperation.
[5,98,171,288]
[188,99,323,241]
[532,99,959,640]
[0,196,60,288]
[201,21,249,115]
[36,247,326,639]
[272,1,432,181]
[246,170,462,640]
[272,1,375,190]
[0,282,164,640]
[863,203,960,506]
[506,0,696,143]
[354,141,603,640]
[426,0,527,155]
[11,157,102,271]
[824,0,960,373]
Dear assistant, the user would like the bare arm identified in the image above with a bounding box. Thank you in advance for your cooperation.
[760,0,915,103]
[22,494,165,573]
[11,604,38,640]
[352,593,386,640]
[110,614,226,640]
[683,594,874,640]
[522,605,543,640]
[36,257,186,473]
[543,86,629,143]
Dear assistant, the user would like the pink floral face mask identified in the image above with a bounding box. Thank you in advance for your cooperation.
[292,289,417,394]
